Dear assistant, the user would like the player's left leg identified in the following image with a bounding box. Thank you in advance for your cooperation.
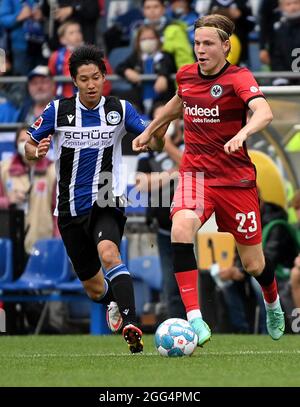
[291,259,300,308]
[214,186,284,340]
[92,206,143,353]
[236,242,285,340]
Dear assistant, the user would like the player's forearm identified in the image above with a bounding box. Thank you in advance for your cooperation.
[148,136,165,152]
[146,96,182,139]
[242,106,273,137]
[25,141,39,161]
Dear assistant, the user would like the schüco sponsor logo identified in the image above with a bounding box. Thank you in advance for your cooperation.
[183,102,220,123]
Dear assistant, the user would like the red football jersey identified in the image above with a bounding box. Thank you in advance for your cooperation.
[176,62,265,187]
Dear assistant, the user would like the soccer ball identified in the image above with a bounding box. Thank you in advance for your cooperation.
[154,318,198,357]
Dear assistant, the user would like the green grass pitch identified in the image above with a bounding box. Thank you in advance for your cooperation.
[0,334,299,387]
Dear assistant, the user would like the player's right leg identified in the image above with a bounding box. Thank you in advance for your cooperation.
[57,214,116,321]
[171,209,211,346]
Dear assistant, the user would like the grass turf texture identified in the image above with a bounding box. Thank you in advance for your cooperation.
[0,334,299,387]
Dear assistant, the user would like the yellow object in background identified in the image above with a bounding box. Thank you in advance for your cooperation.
[197,232,235,270]
[286,132,300,152]
[248,150,287,209]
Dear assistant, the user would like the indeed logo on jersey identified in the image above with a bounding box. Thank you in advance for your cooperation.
[183,102,220,124]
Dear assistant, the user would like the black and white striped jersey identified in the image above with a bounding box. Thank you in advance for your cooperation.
[27,94,146,216]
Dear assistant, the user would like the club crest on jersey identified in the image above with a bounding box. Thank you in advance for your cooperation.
[210,84,223,98]
[32,116,43,130]
[106,111,121,125]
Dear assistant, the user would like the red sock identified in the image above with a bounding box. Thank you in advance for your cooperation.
[260,277,278,303]
[175,269,199,313]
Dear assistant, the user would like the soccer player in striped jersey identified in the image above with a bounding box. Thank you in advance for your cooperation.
[25,45,163,353]
[133,14,285,344]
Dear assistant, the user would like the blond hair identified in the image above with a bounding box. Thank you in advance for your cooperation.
[194,14,235,42]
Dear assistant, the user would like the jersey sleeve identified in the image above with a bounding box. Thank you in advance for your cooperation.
[124,101,146,135]
[233,68,265,105]
[27,101,56,144]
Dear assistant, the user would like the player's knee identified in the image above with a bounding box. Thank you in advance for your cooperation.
[291,267,300,285]
[98,242,120,270]
[171,222,192,242]
[243,258,265,277]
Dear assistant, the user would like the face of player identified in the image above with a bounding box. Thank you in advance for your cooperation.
[194,27,230,76]
[73,64,106,109]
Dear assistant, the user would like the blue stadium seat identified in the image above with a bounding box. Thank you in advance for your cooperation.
[2,238,72,290]
[0,238,13,285]
[129,255,162,291]
[57,277,83,292]
[128,255,162,315]
[108,46,133,92]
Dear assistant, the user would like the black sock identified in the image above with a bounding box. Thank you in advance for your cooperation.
[106,264,137,326]
[91,278,114,305]
[254,257,275,287]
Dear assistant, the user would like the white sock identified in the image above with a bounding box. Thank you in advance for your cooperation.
[187,309,202,321]
[264,295,280,310]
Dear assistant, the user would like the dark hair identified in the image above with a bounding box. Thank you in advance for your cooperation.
[69,45,107,79]
[194,14,235,41]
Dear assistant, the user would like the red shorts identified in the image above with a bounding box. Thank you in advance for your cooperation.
[170,174,262,245]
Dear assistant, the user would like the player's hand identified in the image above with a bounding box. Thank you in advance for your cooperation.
[224,131,248,154]
[37,135,51,158]
[132,131,152,152]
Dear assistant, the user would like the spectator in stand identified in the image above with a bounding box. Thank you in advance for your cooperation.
[258,0,280,67]
[41,0,100,50]
[0,65,55,125]
[116,25,176,115]
[0,0,44,75]
[48,22,112,98]
[0,56,25,122]
[167,0,199,46]
[209,0,255,65]
[141,0,194,69]
[0,125,57,255]
[48,20,83,98]
[104,4,144,55]
[270,0,300,85]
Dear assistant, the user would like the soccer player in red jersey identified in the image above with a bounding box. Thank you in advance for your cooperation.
[133,14,285,344]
